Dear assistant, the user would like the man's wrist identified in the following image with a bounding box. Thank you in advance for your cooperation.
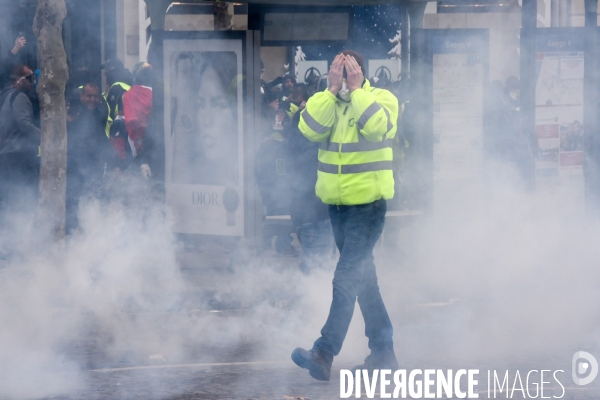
[11,47,19,55]
[328,87,340,96]
[348,79,365,94]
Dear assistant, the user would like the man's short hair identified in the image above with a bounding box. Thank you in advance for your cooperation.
[283,75,297,85]
[341,50,366,78]
[290,86,308,102]
[102,58,125,71]
[82,82,100,92]
[134,66,153,87]
[10,64,31,85]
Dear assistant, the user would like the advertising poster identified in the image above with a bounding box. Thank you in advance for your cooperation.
[535,34,584,212]
[296,60,328,84]
[430,32,488,209]
[368,59,401,82]
[163,37,245,236]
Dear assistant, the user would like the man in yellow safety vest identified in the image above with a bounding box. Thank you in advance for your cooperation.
[291,50,399,381]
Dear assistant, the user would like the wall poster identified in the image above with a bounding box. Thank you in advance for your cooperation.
[163,35,245,236]
[296,60,328,84]
[427,30,489,211]
[535,33,585,213]
[368,59,401,83]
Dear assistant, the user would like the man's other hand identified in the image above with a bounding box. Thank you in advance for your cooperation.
[12,37,26,55]
[328,54,345,96]
[345,56,364,93]
[141,164,152,180]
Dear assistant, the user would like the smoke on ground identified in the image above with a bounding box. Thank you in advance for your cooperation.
[0,164,599,398]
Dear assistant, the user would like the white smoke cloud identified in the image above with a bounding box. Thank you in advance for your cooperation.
[2,165,600,398]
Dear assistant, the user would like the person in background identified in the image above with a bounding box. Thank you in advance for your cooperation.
[292,51,399,380]
[122,62,154,179]
[0,35,27,88]
[66,66,110,133]
[103,58,133,113]
[102,58,133,166]
[255,108,297,257]
[264,74,296,107]
[0,65,41,259]
[261,85,280,139]
[496,76,535,189]
[1,36,40,129]
[280,84,305,120]
[282,75,296,98]
[288,84,333,273]
[572,120,584,151]
[0,64,41,202]
[304,70,322,98]
[66,82,111,234]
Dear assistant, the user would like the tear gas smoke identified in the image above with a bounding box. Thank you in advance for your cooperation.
[1,3,599,398]
[0,160,599,398]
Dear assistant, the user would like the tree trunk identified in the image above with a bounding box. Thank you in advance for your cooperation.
[213,1,233,31]
[33,0,69,242]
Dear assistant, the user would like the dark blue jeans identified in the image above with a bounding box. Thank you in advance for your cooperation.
[313,199,394,356]
[296,219,333,274]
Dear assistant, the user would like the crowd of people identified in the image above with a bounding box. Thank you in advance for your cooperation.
[0,32,414,273]
[0,31,537,270]
[0,35,154,256]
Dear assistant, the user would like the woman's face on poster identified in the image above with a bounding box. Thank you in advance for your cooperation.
[171,52,239,186]
[194,66,235,163]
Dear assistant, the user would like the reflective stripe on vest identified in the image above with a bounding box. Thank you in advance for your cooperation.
[356,101,393,133]
[318,160,393,174]
[382,107,393,132]
[301,109,330,134]
[107,82,131,116]
[357,102,382,130]
[321,138,393,153]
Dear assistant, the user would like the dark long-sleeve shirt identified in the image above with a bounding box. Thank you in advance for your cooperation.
[67,104,112,187]
[0,89,40,154]
[0,51,21,89]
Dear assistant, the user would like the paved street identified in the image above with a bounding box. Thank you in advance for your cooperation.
[30,354,600,399]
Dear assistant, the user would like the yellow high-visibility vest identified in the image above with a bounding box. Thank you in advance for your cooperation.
[299,79,399,206]
[103,82,131,137]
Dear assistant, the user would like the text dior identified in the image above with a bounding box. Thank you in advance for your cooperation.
[192,192,219,206]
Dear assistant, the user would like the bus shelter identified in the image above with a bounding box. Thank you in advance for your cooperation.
[141,0,600,248]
